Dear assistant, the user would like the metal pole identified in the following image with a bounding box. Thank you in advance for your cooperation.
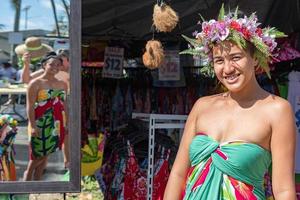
[25,8,27,30]
[147,115,155,200]
[23,6,31,30]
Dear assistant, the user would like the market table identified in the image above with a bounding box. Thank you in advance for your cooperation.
[0,85,27,122]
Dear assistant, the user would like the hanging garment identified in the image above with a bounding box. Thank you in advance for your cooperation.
[81,133,105,176]
[29,89,66,159]
[152,150,171,200]
[0,115,18,181]
[124,144,171,200]
[124,145,147,200]
[182,133,272,200]
[111,157,126,199]
[287,71,300,172]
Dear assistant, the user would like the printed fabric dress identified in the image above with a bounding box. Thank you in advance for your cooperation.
[182,133,272,200]
[29,89,66,159]
[0,114,18,181]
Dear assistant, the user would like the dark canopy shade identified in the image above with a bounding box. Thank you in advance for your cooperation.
[82,0,300,39]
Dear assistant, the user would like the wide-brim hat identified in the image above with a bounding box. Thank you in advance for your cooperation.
[15,37,53,60]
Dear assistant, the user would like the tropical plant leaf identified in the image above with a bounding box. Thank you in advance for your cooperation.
[254,50,271,78]
[182,34,201,47]
[229,31,246,49]
[218,4,225,20]
[179,49,201,56]
[251,37,269,57]
[233,6,239,19]
[200,65,215,78]
[198,13,206,23]
[32,107,60,157]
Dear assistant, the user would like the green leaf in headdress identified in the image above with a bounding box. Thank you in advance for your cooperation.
[229,31,246,49]
[264,27,287,38]
[254,49,271,78]
[251,37,270,57]
[218,3,225,20]
[200,65,215,78]
[179,48,201,56]
[233,6,239,19]
[249,12,257,21]
[198,13,206,23]
[181,34,202,47]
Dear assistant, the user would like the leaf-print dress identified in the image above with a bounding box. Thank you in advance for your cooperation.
[182,133,273,200]
[29,89,66,159]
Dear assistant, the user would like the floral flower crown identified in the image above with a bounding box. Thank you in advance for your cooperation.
[181,5,286,78]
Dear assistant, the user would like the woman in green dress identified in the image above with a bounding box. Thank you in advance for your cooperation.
[24,52,68,181]
[164,6,297,200]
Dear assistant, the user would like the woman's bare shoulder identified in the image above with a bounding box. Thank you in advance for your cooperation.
[194,93,226,108]
[28,77,43,89]
[264,94,294,121]
[265,94,292,109]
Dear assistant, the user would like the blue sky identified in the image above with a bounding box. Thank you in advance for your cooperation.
[0,0,68,32]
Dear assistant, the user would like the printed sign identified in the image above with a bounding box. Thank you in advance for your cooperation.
[102,47,124,79]
[53,39,69,51]
[159,50,180,81]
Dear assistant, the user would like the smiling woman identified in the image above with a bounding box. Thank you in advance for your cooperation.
[164,5,297,200]
[0,0,81,193]
[24,53,67,181]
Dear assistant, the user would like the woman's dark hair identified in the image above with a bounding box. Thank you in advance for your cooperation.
[56,49,69,59]
[40,51,62,67]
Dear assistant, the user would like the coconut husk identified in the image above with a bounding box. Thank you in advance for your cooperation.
[142,40,164,69]
[153,3,179,32]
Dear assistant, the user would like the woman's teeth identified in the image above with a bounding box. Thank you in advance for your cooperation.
[225,74,240,80]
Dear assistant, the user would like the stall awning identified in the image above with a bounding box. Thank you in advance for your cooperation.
[82,0,300,39]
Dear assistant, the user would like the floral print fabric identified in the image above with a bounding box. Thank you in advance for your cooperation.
[182,133,272,200]
[30,89,66,159]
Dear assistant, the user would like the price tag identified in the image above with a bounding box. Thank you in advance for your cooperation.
[159,50,180,81]
[102,47,124,79]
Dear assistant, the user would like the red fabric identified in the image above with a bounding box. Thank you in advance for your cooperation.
[124,146,170,200]
[152,159,170,200]
[34,97,65,149]
[123,147,147,200]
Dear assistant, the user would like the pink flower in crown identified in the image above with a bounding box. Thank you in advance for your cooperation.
[205,20,230,42]
[216,21,230,41]
[192,30,199,37]
[265,39,277,52]
[202,21,212,36]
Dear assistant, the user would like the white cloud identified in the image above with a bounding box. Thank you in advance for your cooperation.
[19,18,53,31]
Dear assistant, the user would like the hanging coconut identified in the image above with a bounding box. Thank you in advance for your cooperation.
[153,3,179,32]
[142,40,164,69]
